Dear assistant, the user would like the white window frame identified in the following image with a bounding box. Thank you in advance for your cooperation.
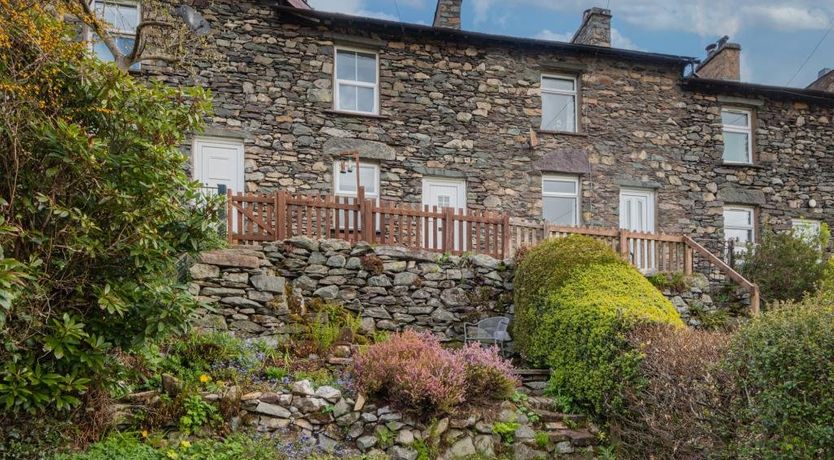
[540,74,578,133]
[724,206,756,253]
[542,174,581,226]
[791,218,822,244]
[89,0,141,68]
[333,46,380,115]
[721,107,753,164]
[332,161,379,199]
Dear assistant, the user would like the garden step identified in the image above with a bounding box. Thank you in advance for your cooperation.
[563,429,596,447]
[533,409,586,425]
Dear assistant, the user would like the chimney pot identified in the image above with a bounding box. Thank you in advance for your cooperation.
[433,0,462,30]
[695,38,741,81]
[571,7,612,47]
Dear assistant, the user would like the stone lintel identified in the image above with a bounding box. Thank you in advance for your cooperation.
[718,185,766,206]
[323,138,396,161]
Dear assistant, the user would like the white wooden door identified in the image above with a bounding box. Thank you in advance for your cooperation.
[193,137,244,195]
[422,178,466,251]
[619,188,656,270]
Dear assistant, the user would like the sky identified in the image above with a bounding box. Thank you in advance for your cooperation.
[307,0,834,89]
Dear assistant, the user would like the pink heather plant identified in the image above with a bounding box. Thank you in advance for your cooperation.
[459,342,520,401]
[354,330,519,414]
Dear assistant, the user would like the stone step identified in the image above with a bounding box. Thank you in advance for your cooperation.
[545,429,597,447]
[533,409,586,425]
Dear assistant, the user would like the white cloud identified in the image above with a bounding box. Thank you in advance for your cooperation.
[307,0,399,21]
[473,0,833,37]
[535,28,643,50]
[611,28,643,50]
[748,5,830,30]
[535,29,573,42]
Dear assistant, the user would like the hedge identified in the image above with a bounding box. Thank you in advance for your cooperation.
[542,262,683,414]
[512,235,625,363]
[721,294,834,458]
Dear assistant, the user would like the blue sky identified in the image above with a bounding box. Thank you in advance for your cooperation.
[308,0,834,88]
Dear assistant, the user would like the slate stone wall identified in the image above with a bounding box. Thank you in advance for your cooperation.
[188,238,514,343]
[145,0,834,258]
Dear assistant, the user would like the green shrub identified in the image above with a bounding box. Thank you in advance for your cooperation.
[739,226,829,304]
[0,4,218,414]
[513,235,625,364]
[543,262,683,415]
[52,433,282,460]
[720,294,834,458]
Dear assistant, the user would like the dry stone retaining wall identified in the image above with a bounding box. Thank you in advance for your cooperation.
[189,237,515,343]
[189,238,723,346]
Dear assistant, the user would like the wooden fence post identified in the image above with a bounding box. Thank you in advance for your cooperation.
[684,245,693,275]
[501,214,510,259]
[226,188,234,244]
[275,190,287,240]
[357,186,366,242]
[750,285,761,316]
[443,207,455,252]
[618,229,628,260]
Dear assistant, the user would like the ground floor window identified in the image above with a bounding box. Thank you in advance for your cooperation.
[542,175,580,226]
[791,218,822,245]
[724,206,756,253]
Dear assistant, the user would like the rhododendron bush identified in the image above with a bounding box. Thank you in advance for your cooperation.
[354,331,519,414]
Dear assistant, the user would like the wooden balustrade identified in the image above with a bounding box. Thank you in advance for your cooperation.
[228,188,509,258]
[228,191,759,315]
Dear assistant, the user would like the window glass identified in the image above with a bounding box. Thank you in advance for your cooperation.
[335,49,378,114]
[541,93,576,132]
[543,196,577,225]
[542,178,576,194]
[335,164,378,196]
[792,219,822,244]
[724,207,755,254]
[721,108,752,164]
[542,176,579,226]
[95,1,139,32]
[540,75,577,132]
[542,76,574,91]
[721,110,749,127]
[722,131,749,163]
[355,52,377,83]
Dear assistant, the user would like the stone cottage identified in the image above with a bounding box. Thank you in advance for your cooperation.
[95,0,834,255]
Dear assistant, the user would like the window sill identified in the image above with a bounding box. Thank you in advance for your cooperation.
[322,109,390,120]
[537,129,588,138]
[721,161,766,169]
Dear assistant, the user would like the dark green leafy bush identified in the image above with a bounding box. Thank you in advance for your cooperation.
[512,235,625,364]
[52,433,282,460]
[720,294,834,458]
[739,226,829,303]
[0,4,218,413]
[542,262,683,414]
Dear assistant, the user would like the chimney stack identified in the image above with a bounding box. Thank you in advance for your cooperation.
[695,37,741,81]
[433,0,462,29]
[571,7,611,47]
[807,68,834,92]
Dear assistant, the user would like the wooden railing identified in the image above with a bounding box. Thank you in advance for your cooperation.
[227,191,759,314]
[511,219,692,274]
[227,188,510,258]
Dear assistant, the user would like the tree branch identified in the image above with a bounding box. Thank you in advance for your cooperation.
[73,0,127,69]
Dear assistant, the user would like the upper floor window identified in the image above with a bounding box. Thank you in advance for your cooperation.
[334,48,378,115]
[542,175,580,226]
[721,108,752,164]
[541,75,577,133]
[724,206,755,253]
[91,1,140,67]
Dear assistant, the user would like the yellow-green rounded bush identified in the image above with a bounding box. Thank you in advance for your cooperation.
[542,262,683,414]
[513,235,625,363]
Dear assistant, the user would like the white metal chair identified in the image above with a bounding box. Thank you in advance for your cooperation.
[464,316,511,355]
